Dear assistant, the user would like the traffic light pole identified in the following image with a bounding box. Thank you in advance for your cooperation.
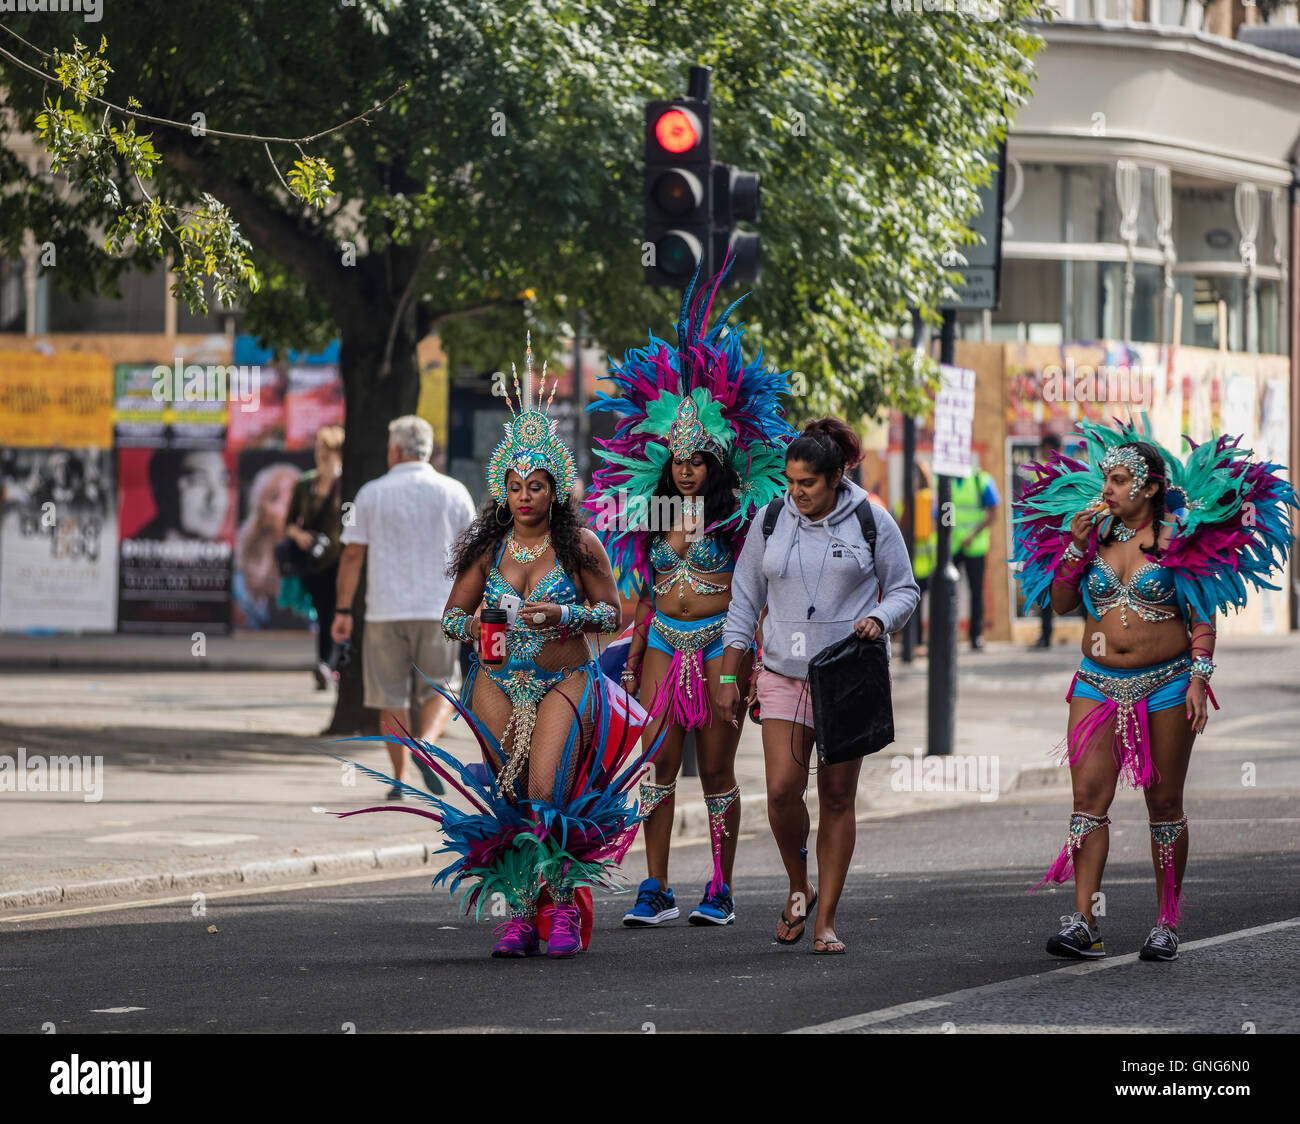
[901,307,921,665]
[927,308,958,757]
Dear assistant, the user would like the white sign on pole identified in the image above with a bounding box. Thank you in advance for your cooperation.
[932,364,976,478]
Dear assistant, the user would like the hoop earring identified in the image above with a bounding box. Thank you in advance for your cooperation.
[494,504,512,527]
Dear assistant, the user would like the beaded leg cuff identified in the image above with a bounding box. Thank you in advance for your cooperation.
[1032,811,1110,892]
[639,779,676,819]
[1150,815,1188,929]
[703,784,739,895]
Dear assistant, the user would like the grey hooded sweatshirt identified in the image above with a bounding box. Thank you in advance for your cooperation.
[723,479,920,680]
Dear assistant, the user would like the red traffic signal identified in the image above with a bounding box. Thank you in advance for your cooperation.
[654,108,701,154]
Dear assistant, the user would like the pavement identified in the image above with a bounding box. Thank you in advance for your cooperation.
[1,630,1296,915]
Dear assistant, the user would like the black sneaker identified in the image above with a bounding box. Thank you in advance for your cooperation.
[1139,925,1179,962]
[1046,912,1104,959]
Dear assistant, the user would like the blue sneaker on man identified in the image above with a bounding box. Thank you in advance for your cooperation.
[622,878,679,926]
[689,882,736,926]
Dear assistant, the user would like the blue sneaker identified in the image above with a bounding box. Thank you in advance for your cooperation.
[622,878,679,926]
[689,883,736,926]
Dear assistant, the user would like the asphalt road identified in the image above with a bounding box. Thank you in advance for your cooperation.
[3,787,1296,1035]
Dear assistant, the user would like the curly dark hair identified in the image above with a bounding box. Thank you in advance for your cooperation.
[1101,441,1167,557]
[653,451,740,547]
[447,471,600,579]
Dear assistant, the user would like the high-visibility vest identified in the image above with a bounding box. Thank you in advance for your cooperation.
[895,488,937,580]
[952,471,993,557]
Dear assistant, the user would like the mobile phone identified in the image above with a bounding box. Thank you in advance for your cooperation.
[499,593,521,627]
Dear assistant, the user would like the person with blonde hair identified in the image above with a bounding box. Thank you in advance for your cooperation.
[284,426,345,686]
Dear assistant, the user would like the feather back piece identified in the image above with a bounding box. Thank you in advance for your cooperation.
[1012,412,1296,620]
[584,251,796,596]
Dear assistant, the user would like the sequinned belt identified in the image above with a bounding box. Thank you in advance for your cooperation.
[648,612,727,653]
[1065,655,1191,789]
[1074,655,1190,706]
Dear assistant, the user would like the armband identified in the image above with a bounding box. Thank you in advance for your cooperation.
[570,602,619,634]
[442,607,473,642]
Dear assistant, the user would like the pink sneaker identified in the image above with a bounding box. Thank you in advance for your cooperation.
[543,904,584,958]
[490,919,541,958]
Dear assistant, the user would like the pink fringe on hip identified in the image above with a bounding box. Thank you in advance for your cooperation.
[1059,673,1158,789]
[649,648,711,729]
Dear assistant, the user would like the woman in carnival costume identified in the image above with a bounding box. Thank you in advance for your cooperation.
[1013,414,1295,962]
[329,334,657,960]
[586,258,795,928]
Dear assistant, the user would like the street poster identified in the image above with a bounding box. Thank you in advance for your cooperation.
[931,364,977,478]
[232,448,314,631]
[0,447,119,631]
[116,444,236,634]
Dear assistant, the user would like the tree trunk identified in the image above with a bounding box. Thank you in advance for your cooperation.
[322,295,422,736]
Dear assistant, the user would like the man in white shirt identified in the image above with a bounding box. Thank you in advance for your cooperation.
[332,416,477,797]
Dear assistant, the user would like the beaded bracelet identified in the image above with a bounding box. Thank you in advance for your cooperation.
[1189,656,1215,683]
[442,607,472,642]
[569,602,619,634]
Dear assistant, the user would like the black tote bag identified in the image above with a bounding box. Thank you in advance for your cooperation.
[807,633,894,764]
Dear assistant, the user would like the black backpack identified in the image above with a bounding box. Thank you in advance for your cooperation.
[761,495,877,559]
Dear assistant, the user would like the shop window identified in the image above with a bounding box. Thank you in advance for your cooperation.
[1257,279,1286,355]
[47,264,166,334]
[1176,274,1243,351]
[0,260,24,333]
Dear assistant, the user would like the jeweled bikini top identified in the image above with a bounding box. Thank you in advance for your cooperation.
[1086,555,1178,628]
[650,533,734,598]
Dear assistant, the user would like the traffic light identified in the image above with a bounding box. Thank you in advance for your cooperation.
[713,164,761,283]
[644,99,712,286]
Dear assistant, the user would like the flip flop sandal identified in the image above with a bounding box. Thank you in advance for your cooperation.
[812,936,846,955]
[774,890,817,945]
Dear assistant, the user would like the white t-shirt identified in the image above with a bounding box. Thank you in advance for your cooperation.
[340,461,477,622]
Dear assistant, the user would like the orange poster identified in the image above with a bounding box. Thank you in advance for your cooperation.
[0,351,114,448]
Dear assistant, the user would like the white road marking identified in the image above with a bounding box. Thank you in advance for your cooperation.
[91,1007,147,1014]
[788,917,1300,1034]
[84,831,260,846]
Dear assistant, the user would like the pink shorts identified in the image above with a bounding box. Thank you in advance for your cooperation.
[756,667,814,729]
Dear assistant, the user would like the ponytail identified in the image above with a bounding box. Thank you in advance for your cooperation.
[785,417,862,484]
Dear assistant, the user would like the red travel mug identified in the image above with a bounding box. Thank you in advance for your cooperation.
[479,609,508,667]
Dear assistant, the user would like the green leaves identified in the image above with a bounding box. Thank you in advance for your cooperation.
[2,0,1047,419]
[287,156,336,207]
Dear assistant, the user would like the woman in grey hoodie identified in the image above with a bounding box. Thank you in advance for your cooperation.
[715,418,919,954]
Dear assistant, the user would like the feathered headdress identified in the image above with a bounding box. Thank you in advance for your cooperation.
[1013,413,1296,622]
[585,254,796,595]
[486,331,577,505]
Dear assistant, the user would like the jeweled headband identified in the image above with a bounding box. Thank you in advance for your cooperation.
[668,395,725,461]
[486,331,577,506]
[1100,443,1160,501]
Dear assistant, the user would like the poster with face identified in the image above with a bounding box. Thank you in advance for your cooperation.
[117,446,236,633]
[0,448,119,631]
[232,449,314,630]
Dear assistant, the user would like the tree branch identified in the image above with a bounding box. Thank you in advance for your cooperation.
[0,24,406,144]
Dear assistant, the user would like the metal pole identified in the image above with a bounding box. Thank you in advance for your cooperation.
[901,309,920,664]
[927,309,958,757]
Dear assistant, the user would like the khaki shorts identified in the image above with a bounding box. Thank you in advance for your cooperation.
[363,619,463,712]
